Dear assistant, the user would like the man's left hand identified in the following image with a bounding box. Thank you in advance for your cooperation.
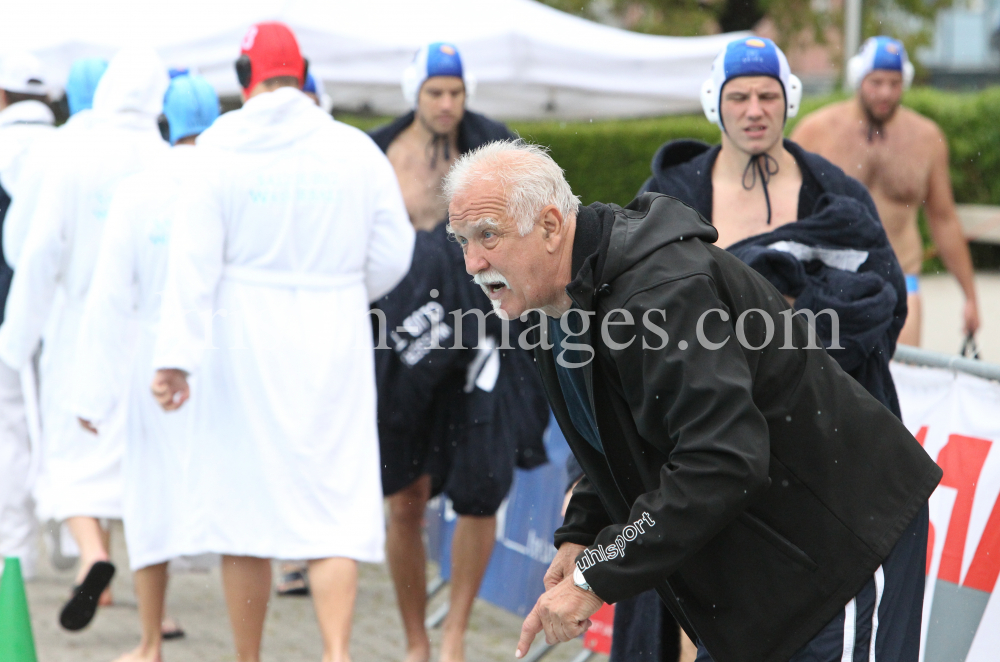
[515,575,603,658]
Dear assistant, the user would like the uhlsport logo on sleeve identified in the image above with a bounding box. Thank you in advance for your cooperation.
[576,512,656,572]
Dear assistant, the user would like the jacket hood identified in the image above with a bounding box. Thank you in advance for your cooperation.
[92,47,168,120]
[568,194,718,310]
[0,100,54,128]
[604,193,718,282]
[197,87,331,152]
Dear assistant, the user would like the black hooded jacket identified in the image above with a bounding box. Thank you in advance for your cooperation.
[540,194,941,662]
[639,139,907,417]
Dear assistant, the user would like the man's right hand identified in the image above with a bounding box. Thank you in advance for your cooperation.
[544,542,586,591]
[151,369,190,411]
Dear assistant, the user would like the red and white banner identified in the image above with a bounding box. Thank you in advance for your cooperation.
[890,362,1000,662]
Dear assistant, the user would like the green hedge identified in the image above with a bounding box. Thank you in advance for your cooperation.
[341,86,1000,208]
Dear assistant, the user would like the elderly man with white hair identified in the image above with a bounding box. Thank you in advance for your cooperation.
[445,140,940,662]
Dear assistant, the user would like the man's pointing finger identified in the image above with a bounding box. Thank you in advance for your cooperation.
[515,606,543,658]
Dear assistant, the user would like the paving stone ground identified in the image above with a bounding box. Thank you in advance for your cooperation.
[24,522,600,662]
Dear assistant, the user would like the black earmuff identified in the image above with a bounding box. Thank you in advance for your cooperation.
[235,54,252,89]
[235,54,309,90]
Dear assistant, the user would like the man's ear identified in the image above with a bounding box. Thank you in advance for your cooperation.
[538,205,565,250]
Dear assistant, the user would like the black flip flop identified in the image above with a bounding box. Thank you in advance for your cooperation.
[59,561,115,631]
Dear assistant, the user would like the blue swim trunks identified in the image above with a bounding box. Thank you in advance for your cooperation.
[905,274,919,294]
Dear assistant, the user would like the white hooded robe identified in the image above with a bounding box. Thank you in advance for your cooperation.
[0,48,169,521]
[0,98,54,577]
[153,87,413,560]
[73,146,202,570]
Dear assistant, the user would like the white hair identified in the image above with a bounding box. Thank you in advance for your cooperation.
[443,140,580,236]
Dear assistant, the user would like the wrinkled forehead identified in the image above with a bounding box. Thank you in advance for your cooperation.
[447,178,509,233]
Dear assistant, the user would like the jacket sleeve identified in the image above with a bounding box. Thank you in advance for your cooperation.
[577,273,771,604]
[553,473,615,548]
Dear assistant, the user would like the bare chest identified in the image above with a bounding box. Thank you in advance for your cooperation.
[386,139,455,231]
[711,172,802,248]
[825,129,931,205]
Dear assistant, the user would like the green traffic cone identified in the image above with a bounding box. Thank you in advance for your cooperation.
[0,557,38,662]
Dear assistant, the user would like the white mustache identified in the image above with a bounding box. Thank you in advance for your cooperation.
[473,269,510,288]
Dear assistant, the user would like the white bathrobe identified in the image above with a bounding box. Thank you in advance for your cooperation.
[0,49,169,522]
[73,146,202,570]
[152,87,413,561]
[3,109,96,270]
[0,99,54,577]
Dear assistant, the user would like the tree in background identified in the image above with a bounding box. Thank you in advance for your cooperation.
[539,0,952,77]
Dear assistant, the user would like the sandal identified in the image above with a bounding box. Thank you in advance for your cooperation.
[276,568,310,596]
[59,561,115,631]
[162,615,186,640]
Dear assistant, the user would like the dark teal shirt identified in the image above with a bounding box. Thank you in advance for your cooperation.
[549,312,603,454]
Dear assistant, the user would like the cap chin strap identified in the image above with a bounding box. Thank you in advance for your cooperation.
[743,152,780,225]
[846,54,915,90]
[701,74,803,131]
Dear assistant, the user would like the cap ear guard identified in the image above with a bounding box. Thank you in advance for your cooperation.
[402,59,421,107]
[701,77,720,127]
[902,60,915,89]
[236,54,252,90]
[785,73,802,118]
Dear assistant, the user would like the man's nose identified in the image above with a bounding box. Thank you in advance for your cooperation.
[747,94,764,118]
[464,246,489,275]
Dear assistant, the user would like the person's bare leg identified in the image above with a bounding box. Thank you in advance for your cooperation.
[439,515,495,662]
[220,555,271,662]
[112,562,168,662]
[898,291,922,346]
[99,522,113,605]
[65,516,109,585]
[308,557,358,662]
[386,475,432,662]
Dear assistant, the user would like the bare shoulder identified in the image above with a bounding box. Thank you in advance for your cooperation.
[791,100,852,140]
[896,106,946,143]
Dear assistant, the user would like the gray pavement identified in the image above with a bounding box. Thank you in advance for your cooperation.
[24,522,599,662]
[919,273,1000,361]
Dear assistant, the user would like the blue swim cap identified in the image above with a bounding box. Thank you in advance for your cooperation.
[847,36,914,89]
[65,58,108,116]
[162,74,219,145]
[701,37,802,129]
[401,42,475,107]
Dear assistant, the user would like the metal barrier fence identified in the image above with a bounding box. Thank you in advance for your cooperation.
[893,344,1000,382]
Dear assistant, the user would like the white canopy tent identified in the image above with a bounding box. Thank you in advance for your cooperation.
[1,0,744,119]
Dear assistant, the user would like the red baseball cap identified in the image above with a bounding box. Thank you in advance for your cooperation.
[239,22,305,93]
